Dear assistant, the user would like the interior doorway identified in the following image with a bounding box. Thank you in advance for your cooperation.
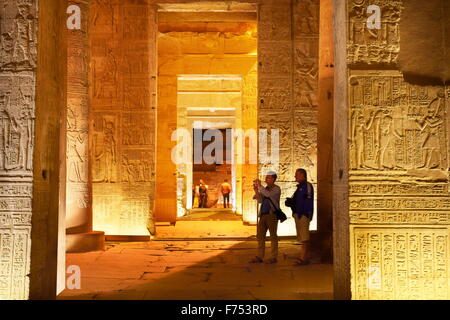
[155,7,259,235]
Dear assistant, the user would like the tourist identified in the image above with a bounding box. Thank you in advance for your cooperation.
[249,171,281,264]
[198,179,208,208]
[220,179,232,208]
[288,168,314,266]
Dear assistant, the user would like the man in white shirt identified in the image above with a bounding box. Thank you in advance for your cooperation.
[249,171,281,264]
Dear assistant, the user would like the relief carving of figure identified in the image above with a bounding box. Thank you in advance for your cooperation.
[67,129,87,183]
[295,61,318,107]
[12,3,36,67]
[351,110,378,169]
[94,120,117,182]
[95,49,117,98]
[415,104,444,169]
[378,113,403,169]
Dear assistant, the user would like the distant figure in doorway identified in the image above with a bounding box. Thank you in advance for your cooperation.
[192,184,199,208]
[286,168,314,266]
[198,179,208,208]
[220,179,232,208]
[250,171,281,264]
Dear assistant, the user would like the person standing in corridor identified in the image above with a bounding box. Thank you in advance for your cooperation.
[249,171,281,264]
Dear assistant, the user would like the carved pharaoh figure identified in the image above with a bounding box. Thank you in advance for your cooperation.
[102,121,116,182]
[351,110,378,169]
[12,3,35,67]
[67,129,87,183]
[416,109,444,169]
[378,114,403,169]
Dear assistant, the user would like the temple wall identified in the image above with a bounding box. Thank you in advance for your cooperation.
[346,0,450,299]
[258,0,320,232]
[89,0,157,235]
[0,0,38,300]
[66,0,90,234]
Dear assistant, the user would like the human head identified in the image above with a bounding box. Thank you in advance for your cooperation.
[199,179,204,185]
[295,168,307,183]
[224,179,228,182]
[265,171,277,187]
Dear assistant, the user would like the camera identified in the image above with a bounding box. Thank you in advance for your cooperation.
[285,197,294,208]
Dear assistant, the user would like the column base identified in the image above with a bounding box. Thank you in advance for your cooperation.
[66,231,105,253]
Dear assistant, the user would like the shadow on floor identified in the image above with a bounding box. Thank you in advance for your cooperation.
[59,239,334,300]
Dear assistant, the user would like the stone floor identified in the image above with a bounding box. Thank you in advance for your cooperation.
[59,240,333,300]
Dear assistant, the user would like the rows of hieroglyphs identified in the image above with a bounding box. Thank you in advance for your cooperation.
[347,0,450,299]
[0,0,36,299]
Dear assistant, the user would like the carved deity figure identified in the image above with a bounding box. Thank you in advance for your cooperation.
[12,4,35,67]
[378,114,402,169]
[102,121,116,182]
[295,61,318,107]
[95,49,117,98]
[296,0,318,34]
[67,130,87,183]
[416,108,444,169]
[351,110,377,169]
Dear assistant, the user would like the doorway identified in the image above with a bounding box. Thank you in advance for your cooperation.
[154,7,259,236]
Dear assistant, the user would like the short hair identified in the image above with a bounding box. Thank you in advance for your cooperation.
[224,179,228,182]
[296,168,307,180]
[266,170,277,181]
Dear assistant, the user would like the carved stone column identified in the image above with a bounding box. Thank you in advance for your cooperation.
[0,0,38,299]
[65,0,104,253]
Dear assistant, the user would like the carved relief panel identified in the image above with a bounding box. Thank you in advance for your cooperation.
[90,2,157,235]
[347,0,402,65]
[0,0,37,300]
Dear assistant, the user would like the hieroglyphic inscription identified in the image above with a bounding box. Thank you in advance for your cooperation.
[90,2,157,235]
[0,73,35,175]
[0,0,37,69]
[352,227,449,299]
[0,0,36,300]
[349,71,447,171]
[347,0,402,65]
[66,0,90,226]
[350,211,450,225]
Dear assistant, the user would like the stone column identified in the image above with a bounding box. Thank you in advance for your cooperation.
[90,1,157,236]
[65,0,104,252]
[0,0,38,300]
[346,0,450,299]
[31,0,67,299]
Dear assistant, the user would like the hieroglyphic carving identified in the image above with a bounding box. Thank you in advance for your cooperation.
[347,0,402,65]
[0,73,34,175]
[350,197,450,211]
[351,227,449,299]
[258,3,291,41]
[350,211,450,225]
[349,71,447,171]
[122,113,154,146]
[0,0,37,70]
[0,0,36,300]
[121,150,153,183]
[90,2,157,235]
[350,182,448,196]
[92,114,118,183]
[259,77,292,112]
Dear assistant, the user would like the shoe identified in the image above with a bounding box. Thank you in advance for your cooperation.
[265,258,277,264]
[249,256,263,263]
[293,258,310,266]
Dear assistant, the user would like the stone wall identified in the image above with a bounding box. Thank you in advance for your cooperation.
[66,0,90,234]
[346,0,450,299]
[0,0,38,300]
[90,0,157,235]
[258,0,320,229]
